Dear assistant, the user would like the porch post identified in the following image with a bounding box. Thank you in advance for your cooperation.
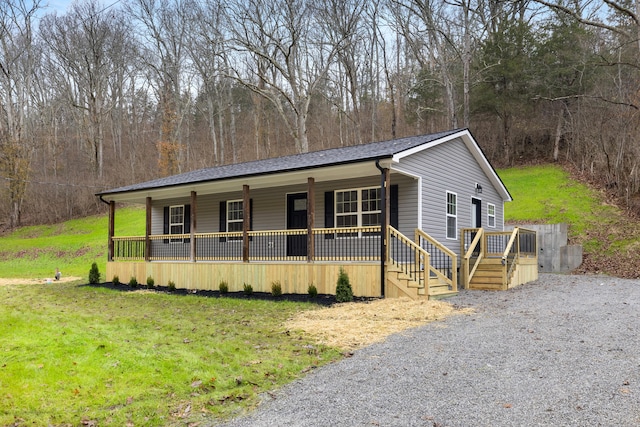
[190,191,197,262]
[108,201,115,262]
[384,168,391,240]
[243,184,250,262]
[145,197,151,262]
[377,163,390,297]
[307,177,315,262]
[380,168,391,297]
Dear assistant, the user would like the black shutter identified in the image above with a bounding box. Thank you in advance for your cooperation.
[163,206,169,244]
[324,191,334,239]
[219,201,226,242]
[249,199,253,230]
[184,204,191,243]
[390,184,399,229]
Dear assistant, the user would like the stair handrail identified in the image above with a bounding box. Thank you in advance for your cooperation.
[461,228,484,288]
[501,227,519,260]
[501,228,520,284]
[415,229,457,292]
[388,226,430,290]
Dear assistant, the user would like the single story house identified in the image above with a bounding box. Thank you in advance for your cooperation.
[97,128,537,299]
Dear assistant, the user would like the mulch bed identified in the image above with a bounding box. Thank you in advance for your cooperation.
[82,282,375,306]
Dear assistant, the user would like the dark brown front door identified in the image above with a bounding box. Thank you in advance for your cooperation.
[287,193,307,257]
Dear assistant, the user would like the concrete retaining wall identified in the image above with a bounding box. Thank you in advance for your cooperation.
[507,223,582,273]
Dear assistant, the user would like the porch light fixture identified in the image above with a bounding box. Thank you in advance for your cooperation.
[475,183,482,194]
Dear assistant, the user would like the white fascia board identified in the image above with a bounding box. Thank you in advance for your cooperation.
[393,129,512,202]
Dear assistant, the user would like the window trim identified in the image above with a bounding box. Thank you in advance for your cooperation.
[334,186,381,227]
[333,186,382,238]
[446,191,457,240]
[487,203,496,228]
[169,204,185,243]
[226,199,244,240]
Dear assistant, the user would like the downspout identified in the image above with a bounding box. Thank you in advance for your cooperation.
[375,159,386,297]
[98,194,114,262]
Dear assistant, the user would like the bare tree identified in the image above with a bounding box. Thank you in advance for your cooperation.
[125,0,190,175]
[226,0,342,153]
[391,0,460,129]
[41,2,130,179]
[0,0,41,228]
[185,0,230,165]
[320,0,369,145]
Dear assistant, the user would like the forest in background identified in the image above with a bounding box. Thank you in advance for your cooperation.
[2,0,640,228]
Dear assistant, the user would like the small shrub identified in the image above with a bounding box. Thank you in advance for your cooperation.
[219,280,229,294]
[112,275,120,286]
[271,281,282,297]
[335,267,353,303]
[129,277,138,288]
[307,283,318,298]
[243,283,253,296]
[146,276,155,288]
[88,262,100,285]
[168,280,176,292]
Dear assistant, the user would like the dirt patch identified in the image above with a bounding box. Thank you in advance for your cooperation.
[0,276,83,286]
[285,297,471,351]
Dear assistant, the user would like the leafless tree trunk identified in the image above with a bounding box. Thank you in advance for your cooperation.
[41,3,130,179]
[126,0,189,175]
[0,0,41,228]
[226,0,340,153]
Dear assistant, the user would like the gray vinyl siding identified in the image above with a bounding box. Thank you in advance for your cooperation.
[149,174,417,238]
[394,137,505,255]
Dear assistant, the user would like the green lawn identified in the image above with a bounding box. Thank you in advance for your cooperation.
[0,207,144,279]
[498,164,620,251]
[0,281,340,426]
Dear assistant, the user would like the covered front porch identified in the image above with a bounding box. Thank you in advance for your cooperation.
[106,224,459,299]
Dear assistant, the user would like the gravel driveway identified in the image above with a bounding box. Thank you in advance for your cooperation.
[216,274,640,426]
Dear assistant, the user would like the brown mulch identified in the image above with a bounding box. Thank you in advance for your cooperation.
[285,297,471,351]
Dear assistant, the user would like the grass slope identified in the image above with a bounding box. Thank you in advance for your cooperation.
[499,164,640,277]
[0,207,144,279]
[0,282,340,426]
[498,164,622,249]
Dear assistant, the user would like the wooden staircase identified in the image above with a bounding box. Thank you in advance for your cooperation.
[385,265,458,300]
[385,227,458,300]
[467,258,508,290]
[461,227,539,291]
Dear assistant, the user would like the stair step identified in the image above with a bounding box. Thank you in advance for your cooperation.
[428,290,459,300]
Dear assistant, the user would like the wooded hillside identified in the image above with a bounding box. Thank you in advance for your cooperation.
[2,0,640,228]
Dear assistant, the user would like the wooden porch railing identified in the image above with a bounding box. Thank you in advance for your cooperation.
[112,226,382,263]
[387,227,458,295]
[415,229,457,292]
[460,228,485,289]
[388,226,429,289]
[461,227,537,289]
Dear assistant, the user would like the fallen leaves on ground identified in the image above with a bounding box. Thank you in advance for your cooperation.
[285,297,472,351]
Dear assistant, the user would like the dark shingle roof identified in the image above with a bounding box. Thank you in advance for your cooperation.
[98,129,462,196]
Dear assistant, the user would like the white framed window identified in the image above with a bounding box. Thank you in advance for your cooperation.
[487,203,496,228]
[169,205,184,243]
[446,191,457,239]
[227,200,243,232]
[335,187,381,234]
